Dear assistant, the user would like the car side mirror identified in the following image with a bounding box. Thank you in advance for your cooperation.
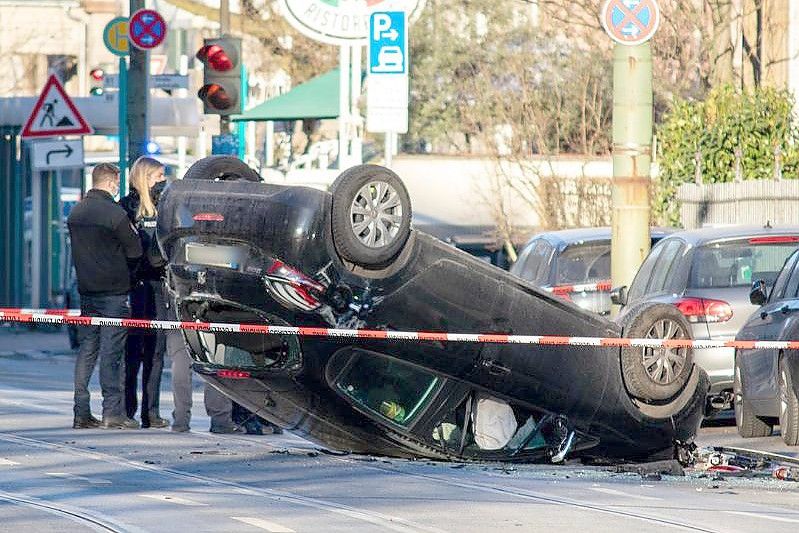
[610,286,628,307]
[749,279,768,306]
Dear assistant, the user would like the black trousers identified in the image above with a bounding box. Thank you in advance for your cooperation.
[125,280,166,425]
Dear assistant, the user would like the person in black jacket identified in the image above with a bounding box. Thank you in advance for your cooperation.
[119,156,170,429]
[67,163,142,430]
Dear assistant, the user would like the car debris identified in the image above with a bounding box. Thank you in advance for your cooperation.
[695,446,799,481]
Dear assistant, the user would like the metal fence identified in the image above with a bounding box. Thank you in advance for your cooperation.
[677,179,799,229]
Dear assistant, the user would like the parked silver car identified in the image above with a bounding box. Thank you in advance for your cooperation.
[614,225,799,407]
[511,227,673,315]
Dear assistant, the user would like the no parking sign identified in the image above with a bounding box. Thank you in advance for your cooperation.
[601,0,660,46]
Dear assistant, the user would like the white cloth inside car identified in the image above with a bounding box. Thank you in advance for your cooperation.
[472,394,518,450]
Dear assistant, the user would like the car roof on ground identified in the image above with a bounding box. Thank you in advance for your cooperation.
[523,226,676,249]
[660,225,799,246]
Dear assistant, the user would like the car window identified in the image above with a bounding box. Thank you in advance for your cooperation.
[335,353,440,427]
[515,240,553,284]
[777,252,799,300]
[689,240,799,289]
[645,240,684,294]
[769,253,796,301]
[627,240,666,302]
[555,242,610,284]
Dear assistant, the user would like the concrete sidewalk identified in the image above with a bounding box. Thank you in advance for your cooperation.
[0,324,74,358]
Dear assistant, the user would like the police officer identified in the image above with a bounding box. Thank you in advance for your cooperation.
[67,163,142,429]
[119,156,170,428]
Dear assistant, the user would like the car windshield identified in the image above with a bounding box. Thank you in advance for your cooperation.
[689,239,799,289]
[555,243,610,285]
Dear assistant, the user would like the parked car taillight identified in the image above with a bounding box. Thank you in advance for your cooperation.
[675,297,733,323]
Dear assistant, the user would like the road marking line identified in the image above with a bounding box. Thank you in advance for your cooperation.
[726,511,799,524]
[590,487,662,501]
[139,494,208,506]
[231,517,296,532]
[46,472,112,485]
[0,458,20,466]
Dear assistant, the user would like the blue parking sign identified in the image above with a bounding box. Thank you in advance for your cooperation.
[369,12,406,75]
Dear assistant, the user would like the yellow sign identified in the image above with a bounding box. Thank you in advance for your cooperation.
[103,17,130,56]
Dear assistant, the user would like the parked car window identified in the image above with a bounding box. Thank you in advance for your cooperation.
[689,240,798,289]
[335,354,440,427]
[769,254,795,301]
[555,242,610,285]
[646,240,684,294]
[627,240,666,302]
[518,240,554,284]
[780,252,799,299]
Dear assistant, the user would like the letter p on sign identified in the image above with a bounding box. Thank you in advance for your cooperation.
[373,13,392,40]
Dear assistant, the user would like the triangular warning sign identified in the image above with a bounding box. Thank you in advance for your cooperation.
[21,75,93,138]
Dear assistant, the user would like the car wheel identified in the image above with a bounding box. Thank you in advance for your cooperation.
[734,357,773,438]
[618,302,695,402]
[330,164,412,269]
[778,358,799,445]
[183,155,260,182]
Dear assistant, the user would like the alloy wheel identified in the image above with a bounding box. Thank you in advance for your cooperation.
[643,318,689,385]
[349,180,403,248]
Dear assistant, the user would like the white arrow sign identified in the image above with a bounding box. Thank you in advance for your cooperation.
[31,139,85,171]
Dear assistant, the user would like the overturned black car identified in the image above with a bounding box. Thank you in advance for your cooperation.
[157,157,709,463]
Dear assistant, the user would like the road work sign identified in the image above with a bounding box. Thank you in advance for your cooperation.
[21,75,93,138]
[31,139,84,171]
[601,0,660,46]
[367,11,409,134]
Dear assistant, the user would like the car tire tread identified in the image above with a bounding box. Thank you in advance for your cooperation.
[183,155,260,182]
[617,302,694,402]
[735,357,774,438]
[779,358,799,446]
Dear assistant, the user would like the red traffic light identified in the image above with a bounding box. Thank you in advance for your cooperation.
[90,68,104,81]
[198,83,235,110]
[196,44,234,71]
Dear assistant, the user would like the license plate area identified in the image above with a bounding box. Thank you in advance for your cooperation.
[184,242,246,270]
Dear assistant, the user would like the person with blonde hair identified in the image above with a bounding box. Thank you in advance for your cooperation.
[67,163,142,429]
[119,156,169,428]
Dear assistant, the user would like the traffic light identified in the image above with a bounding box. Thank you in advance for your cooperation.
[89,67,104,96]
[196,37,242,115]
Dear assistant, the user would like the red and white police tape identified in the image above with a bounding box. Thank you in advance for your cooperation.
[0,308,792,350]
[545,281,613,296]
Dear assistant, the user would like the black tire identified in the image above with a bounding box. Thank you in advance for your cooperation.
[779,358,799,445]
[183,156,260,182]
[734,356,773,438]
[330,164,412,268]
[618,302,695,402]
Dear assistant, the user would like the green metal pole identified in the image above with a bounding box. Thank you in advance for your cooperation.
[119,56,128,193]
[237,66,247,160]
[611,43,653,309]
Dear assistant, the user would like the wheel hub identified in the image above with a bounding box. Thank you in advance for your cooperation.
[643,319,688,385]
[349,180,403,249]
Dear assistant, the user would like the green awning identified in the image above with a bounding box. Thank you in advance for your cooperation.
[232,68,339,122]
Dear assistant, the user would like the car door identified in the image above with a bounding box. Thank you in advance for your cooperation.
[737,251,799,407]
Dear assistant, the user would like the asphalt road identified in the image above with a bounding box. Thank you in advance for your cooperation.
[1,328,798,532]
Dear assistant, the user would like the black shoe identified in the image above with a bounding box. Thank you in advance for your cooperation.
[209,425,243,434]
[72,415,101,429]
[146,416,170,429]
[101,416,140,429]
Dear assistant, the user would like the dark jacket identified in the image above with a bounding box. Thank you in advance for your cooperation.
[67,189,142,296]
[119,186,166,282]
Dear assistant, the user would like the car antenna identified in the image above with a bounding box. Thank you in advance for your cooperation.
[764,220,773,229]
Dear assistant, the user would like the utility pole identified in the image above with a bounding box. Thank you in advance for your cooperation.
[601,0,660,313]
[127,0,149,183]
[611,43,653,298]
[219,0,231,136]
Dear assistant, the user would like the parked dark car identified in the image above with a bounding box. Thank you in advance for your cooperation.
[157,157,708,464]
[511,227,673,315]
[734,248,799,445]
[614,226,799,409]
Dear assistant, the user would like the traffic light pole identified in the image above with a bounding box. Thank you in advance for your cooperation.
[127,0,149,184]
[610,43,653,309]
[118,56,128,192]
[219,0,231,136]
